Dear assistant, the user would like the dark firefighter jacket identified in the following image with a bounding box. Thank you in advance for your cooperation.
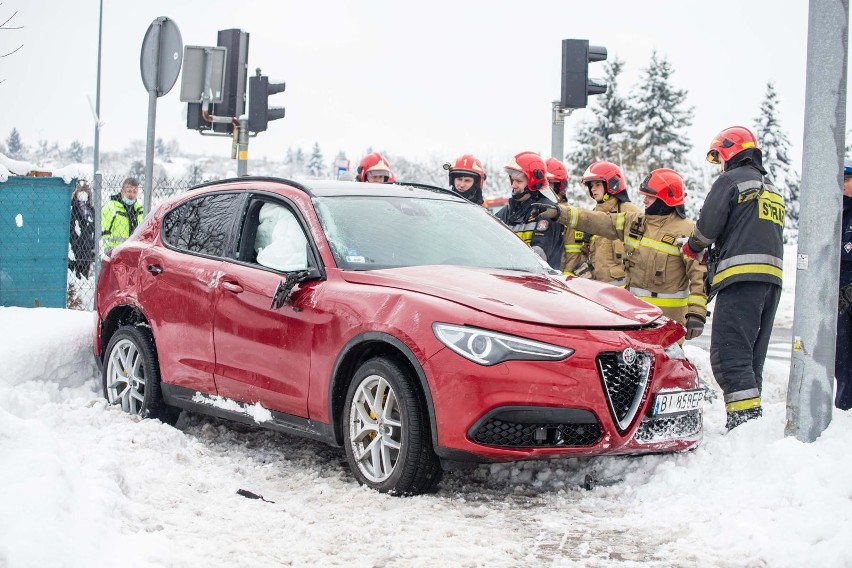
[496,192,563,270]
[687,149,785,295]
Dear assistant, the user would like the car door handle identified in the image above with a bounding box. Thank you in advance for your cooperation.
[221,281,244,294]
[146,264,163,275]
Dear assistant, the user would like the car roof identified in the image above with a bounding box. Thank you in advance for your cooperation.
[191,177,464,202]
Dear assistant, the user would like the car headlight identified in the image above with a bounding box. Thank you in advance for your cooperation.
[432,323,573,366]
[664,341,687,360]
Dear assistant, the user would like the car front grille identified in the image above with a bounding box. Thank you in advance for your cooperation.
[471,416,602,448]
[634,410,702,443]
[596,351,653,432]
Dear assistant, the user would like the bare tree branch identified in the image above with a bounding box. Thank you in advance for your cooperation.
[0,10,23,30]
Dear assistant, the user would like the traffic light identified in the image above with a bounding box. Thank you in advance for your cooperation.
[186,29,250,134]
[560,39,608,110]
[248,69,286,132]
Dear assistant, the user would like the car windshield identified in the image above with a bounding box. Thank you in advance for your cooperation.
[313,194,553,273]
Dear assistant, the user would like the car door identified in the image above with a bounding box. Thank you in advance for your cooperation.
[212,194,323,417]
[138,192,241,395]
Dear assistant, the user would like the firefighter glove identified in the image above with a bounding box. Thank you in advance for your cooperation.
[679,238,706,263]
[528,203,559,220]
[684,314,705,340]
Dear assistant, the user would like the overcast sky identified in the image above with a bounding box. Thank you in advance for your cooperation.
[2,0,849,171]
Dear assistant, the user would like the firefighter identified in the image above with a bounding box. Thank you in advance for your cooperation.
[357,152,395,183]
[532,168,707,334]
[682,126,785,430]
[545,158,568,201]
[564,161,640,285]
[836,158,852,410]
[547,158,586,276]
[495,151,563,270]
[445,154,486,205]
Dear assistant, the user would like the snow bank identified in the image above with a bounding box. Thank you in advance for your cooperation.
[0,307,849,568]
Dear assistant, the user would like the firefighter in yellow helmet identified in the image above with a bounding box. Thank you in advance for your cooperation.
[531,168,707,334]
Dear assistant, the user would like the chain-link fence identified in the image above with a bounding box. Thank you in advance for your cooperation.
[65,174,206,311]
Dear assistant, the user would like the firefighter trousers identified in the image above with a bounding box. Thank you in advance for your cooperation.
[836,305,852,410]
[709,281,782,405]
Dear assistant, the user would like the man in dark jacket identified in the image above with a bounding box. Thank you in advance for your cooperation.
[683,126,785,430]
[496,152,563,270]
[836,159,852,410]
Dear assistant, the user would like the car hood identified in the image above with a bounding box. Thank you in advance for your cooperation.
[340,265,661,328]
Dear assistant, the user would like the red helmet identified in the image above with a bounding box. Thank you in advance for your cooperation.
[581,161,626,196]
[639,168,685,207]
[504,151,548,191]
[447,154,486,189]
[357,152,395,183]
[545,158,568,195]
[707,126,758,165]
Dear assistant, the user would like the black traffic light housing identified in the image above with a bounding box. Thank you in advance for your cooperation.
[560,39,608,109]
[248,69,286,132]
[187,29,250,134]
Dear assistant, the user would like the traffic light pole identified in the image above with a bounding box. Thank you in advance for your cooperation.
[551,100,564,161]
[237,116,249,176]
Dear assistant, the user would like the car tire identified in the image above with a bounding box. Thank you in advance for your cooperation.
[343,356,443,495]
[102,325,181,425]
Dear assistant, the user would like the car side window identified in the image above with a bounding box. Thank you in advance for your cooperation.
[237,199,309,272]
[162,193,239,257]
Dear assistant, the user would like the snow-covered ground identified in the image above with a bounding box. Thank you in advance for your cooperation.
[2,264,850,567]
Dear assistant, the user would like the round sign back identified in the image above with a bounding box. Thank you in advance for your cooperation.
[140,17,183,97]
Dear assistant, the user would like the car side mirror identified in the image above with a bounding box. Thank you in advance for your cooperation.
[270,268,319,310]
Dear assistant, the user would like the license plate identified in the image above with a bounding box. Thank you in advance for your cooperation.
[652,389,704,416]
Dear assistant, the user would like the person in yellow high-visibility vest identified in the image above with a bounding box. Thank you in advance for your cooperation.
[101,177,143,252]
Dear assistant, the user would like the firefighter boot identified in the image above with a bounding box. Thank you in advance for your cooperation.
[725,406,763,431]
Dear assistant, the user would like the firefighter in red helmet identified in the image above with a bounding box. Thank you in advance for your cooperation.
[531,168,707,336]
[495,151,563,270]
[545,158,568,200]
[445,154,486,205]
[683,125,785,430]
[561,161,640,283]
[357,152,395,184]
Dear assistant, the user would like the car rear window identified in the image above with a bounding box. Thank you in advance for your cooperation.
[162,193,240,257]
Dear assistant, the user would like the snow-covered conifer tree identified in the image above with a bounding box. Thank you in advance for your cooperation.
[306,142,326,178]
[753,81,800,243]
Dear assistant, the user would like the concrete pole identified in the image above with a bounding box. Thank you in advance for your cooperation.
[237,116,249,176]
[785,0,848,442]
[551,100,564,160]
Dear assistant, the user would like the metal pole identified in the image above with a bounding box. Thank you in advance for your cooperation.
[93,171,103,281]
[93,0,103,185]
[143,21,161,215]
[785,0,848,442]
[551,100,564,160]
[237,116,249,176]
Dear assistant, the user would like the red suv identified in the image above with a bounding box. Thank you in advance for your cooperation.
[94,178,703,495]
